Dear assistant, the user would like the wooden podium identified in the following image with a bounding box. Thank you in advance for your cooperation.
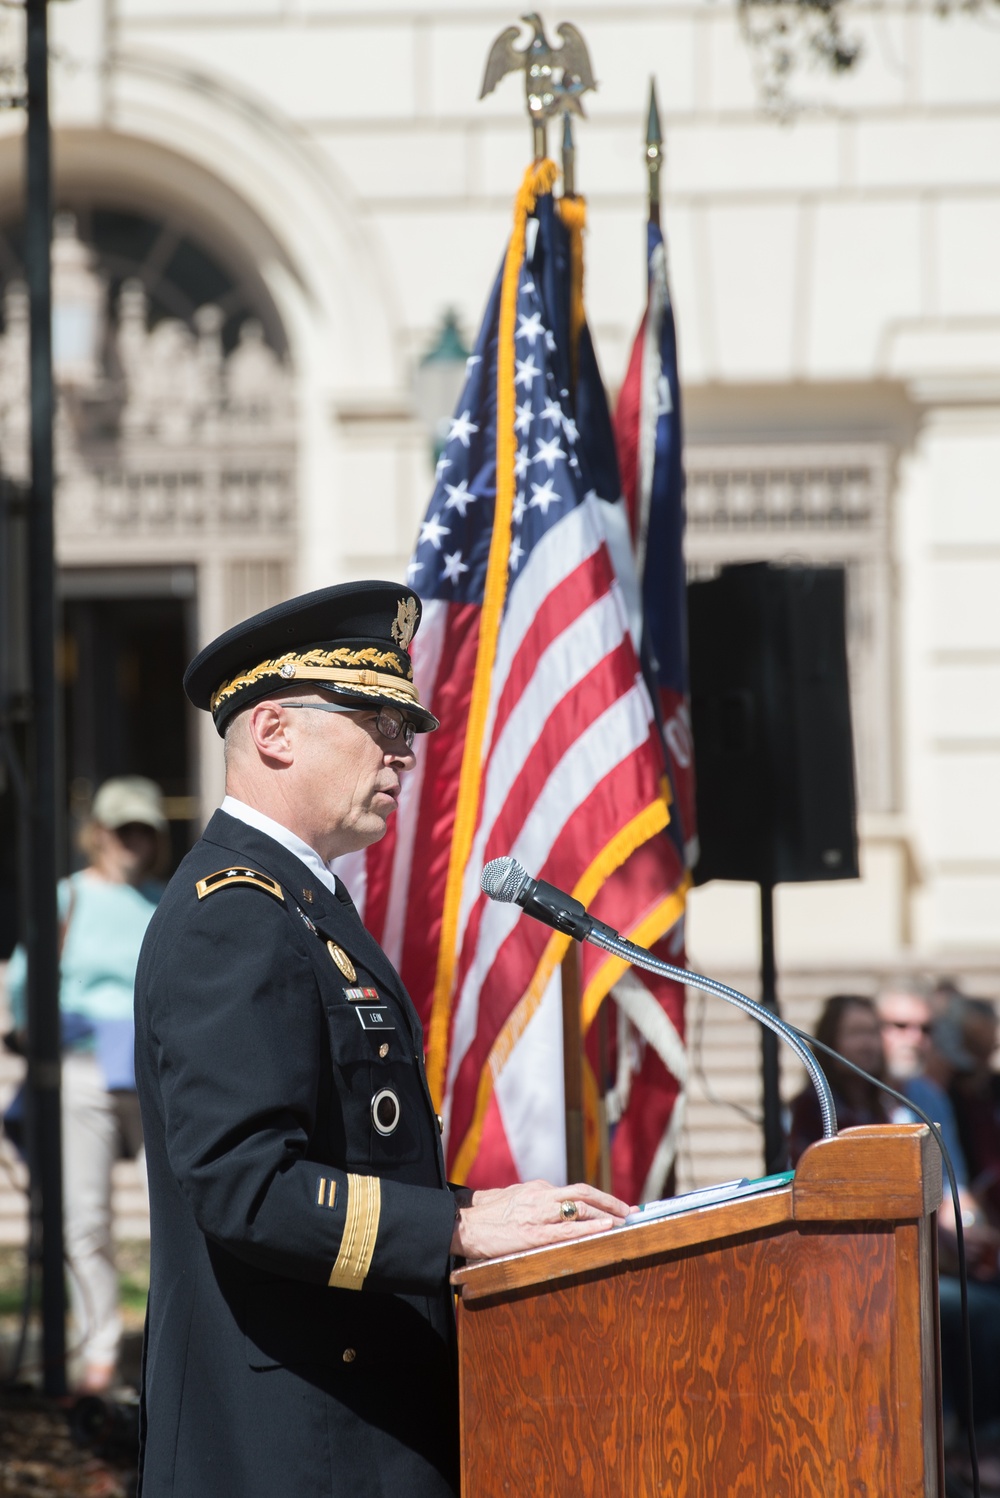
[453,1125,943,1496]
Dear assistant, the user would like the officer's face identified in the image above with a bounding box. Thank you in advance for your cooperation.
[286,698,416,858]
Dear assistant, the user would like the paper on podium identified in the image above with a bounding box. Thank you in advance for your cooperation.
[624,1171,794,1226]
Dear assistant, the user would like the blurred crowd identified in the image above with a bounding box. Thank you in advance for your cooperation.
[789,981,1000,1494]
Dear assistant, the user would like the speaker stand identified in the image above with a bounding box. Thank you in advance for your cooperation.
[759,883,786,1172]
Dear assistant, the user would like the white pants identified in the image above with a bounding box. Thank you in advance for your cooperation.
[61,1053,128,1370]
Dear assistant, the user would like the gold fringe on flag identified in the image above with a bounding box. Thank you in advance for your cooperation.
[425,158,560,1108]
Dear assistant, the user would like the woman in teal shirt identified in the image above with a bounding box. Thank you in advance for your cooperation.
[6,776,166,1391]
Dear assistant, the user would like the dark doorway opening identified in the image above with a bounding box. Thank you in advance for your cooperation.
[60,568,198,875]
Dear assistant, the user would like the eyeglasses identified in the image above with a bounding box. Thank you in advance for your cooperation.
[880,1019,932,1035]
[280,701,416,749]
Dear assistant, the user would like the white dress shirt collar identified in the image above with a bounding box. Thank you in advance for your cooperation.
[220,795,340,900]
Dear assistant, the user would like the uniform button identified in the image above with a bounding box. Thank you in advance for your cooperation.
[436,1114,444,1135]
[379,1042,389,1058]
[342,1348,356,1364]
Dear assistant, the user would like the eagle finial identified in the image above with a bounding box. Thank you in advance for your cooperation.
[479,14,597,153]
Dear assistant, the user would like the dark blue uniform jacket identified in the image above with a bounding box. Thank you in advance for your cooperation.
[134,810,460,1497]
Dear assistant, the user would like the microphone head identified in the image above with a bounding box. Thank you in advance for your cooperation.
[481,856,531,905]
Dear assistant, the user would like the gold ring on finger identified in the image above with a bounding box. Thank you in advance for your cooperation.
[560,1199,579,1221]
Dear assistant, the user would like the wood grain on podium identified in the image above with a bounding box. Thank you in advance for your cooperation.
[454,1126,943,1497]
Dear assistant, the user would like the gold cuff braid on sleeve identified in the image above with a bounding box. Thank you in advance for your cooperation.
[328,1174,382,1291]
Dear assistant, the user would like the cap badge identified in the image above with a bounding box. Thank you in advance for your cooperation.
[327,941,357,982]
[391,596,418,653]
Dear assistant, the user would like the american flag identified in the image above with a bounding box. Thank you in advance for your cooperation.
[358,164,682,1191]
[354,161,691,1192]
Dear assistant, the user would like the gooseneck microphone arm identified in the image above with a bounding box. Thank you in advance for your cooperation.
[481,856,838,1142]
[587,924,837,1139]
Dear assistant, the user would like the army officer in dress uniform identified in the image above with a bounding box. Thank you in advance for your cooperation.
[134,580,631,1498]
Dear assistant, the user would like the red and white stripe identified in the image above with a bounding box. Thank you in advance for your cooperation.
[360,493,668,1184]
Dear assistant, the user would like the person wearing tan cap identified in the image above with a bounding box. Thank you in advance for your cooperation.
[6,775,167,1391]
[133,581,631,1498]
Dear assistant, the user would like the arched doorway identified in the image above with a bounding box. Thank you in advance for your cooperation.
[0,194,296,876]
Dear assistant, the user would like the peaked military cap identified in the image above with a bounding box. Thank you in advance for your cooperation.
[184,580,440,735]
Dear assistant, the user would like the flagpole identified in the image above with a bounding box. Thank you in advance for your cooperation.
[560,945,585,1182]
[561,112,575,198]
[646,78,662,229]
[595,1000,612,1191]
[557,106,588,1184]
[533,117,547,163]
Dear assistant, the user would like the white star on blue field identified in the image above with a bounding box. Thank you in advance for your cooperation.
[410,259,588,604]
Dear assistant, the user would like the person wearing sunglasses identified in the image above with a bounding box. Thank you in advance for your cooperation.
[876,983,934,1085]
[132,581,630,1498]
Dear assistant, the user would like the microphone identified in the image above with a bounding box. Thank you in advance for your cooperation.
[481,856,616,943]
[481,855,838,1142]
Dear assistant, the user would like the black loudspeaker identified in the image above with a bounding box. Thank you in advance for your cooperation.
[688,563,859,886]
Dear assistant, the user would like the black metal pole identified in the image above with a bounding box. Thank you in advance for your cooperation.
[24,0,67,1396]
[759,882,785,1174]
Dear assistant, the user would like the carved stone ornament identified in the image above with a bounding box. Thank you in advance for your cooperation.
[0,217,296,546]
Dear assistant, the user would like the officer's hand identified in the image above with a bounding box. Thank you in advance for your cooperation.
[450,1179,634,1261]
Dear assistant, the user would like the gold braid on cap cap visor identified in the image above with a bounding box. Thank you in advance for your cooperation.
[210,646,419,716]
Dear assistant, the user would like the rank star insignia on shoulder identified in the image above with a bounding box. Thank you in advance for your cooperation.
[195,867,284,903]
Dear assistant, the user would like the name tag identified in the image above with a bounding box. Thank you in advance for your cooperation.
[355,1006,395,1032]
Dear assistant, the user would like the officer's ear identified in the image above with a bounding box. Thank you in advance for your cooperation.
[244,698,296,769]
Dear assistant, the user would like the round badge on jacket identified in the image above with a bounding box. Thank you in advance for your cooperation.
[371,1089,401,1137]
